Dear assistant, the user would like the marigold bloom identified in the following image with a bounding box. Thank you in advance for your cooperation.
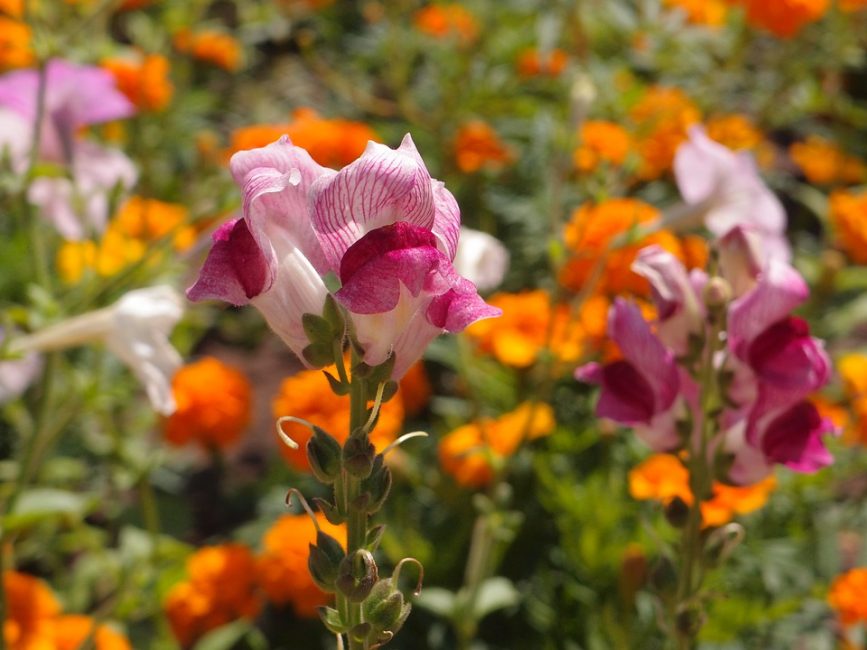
[465,290,587,367]
[663,0,727,26]
[52,616,131,650]
[256,513,344,616]
[840,0,867,10]
[0,17,32,69]
[174,28,241,71]
[112,196,194,250]
[164,357,252,449]
[399,360,431,416]
[829,568,867,626]
[790,136,866,185]
[733,0,829,38]
[56,232,146,284]
[453,121,513,173]
[573,120,631,173]
[628,454,776,526]
[413,4,479,43]
[439,402,555,487]
[271,365,404,470]
[630,87,701,180]
[102,54,173,111]
[0,0,22,17]
[516,48,568,77]
[705,114,763,151]
[285,108,378,168]
[838,354,867,445]
[3,571,61,649]
[829,191,867,264]
[164,544,261,648]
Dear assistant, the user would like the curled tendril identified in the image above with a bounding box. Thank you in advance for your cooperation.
[381,431,429,457]
[285,487,321,533]
[275,415,321,450]
[707,522,746,563]
[363,381,388,434]
[392,557,424,597]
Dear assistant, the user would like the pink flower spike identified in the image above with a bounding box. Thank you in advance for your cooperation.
[674,126,789,261]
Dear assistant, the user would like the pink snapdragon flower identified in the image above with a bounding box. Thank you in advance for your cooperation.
[188,134,500,379]
[0,60,138,239]
[673,126,790,261]
[577,239,834,483]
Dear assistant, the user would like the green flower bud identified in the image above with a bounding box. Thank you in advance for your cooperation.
[364,455,392,514]
[308,530,345,593]
[307,427,342,484]
[344,435,375,479]
[362,579,411,637]
[336,549,379,602]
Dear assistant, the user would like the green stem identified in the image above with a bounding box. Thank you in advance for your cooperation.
[455,514,494,648]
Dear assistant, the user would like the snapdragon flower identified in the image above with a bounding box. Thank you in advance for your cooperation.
[189,134,500,379]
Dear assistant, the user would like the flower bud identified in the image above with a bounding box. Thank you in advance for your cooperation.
[343,435,376,478]
[363,455,392,514]
[664,496,691,528]
[336,549,379,602]
[676,605,705,638]
[362,578,411,637]
[307,427,343,484]
[702,276,732,310]
[308,530,346,592]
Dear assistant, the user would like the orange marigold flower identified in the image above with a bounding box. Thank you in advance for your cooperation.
[439,402,555,488]
[733,0,829,38]
[453,121,513,174]
[413,4,479,43]
[174,28,241,71]
[164,544,261,648]
[663,0,728,26]
[559,198,687,296]
[630,87,701,180]
[112,196,194,250]
[102,54,173,112]
[465,290,585,368]
[398,360,431,417]
[52,616,131,650]
[629,454,776,527]
[573,120,632,173]
[838,354,867,445]
[164,357,252,449]
[516,47,568,77]
[705,114,763,151]
[0,0,22,17]
[812,394,855,445]
[3,571,61,649]
[829,567,867,626]
[227,108,377,169]
[271,365,403,471]
[840,0,867,11]
[790,136,865,185]
[0,17,32,69]
[829,191,867,264]
[256,513,344,616]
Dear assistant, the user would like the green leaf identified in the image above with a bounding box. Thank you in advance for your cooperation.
[414,587,456,619]
[3,488,93,530]
[473,577,521,620]
[192,620,266,650]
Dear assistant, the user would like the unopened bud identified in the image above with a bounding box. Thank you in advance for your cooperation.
[676,605,705,638]
[362,579,411,636]
[363,455,392,513]
[664,496,691,529]
[344,435,376,479]
[308,531,346,592]
[702,276,731,310]
[307,427,343,484]
[336,549,379,602]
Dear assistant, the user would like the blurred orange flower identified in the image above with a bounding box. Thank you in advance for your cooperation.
[256,513,344,616]
[838,354,867,445]
[227,108,377,168]
[465,289,593,368]
[829,567,867,626]
[840,0,867,10]
[705,114,763,151]
[663,0,728,26]
[516,48,568,77]
[52,616,131,650]
[573,120,632,173]
[0,0,22,16]
[174,28,241,71]
[790,137,866,185]
[0,17,32,69]
[629,454,777,526]
[103,53,173,111]
[271,364,403,471]
[164,357,252,449]
[829,191,867,264]
[3,570,60,649]
[453,121,513,173]
[113,196,194,249]
[56,233,146,284]
[439,402,556,487]
[559,198,690,296]
[733,0,829,38]
[630,87,701,180]
[414,4,479,43]
[399,360,432,417]
[164,544,261,648]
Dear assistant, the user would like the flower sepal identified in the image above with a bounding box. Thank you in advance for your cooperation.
[308,529,346,593]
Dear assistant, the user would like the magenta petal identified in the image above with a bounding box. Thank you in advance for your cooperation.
[575,362,603,384]
[747,317,831,396]
[609,298,679,412]
[760,402,834,472]
[312,135,436,268]
[597,360,657,424]
[431,180,460,260]
[728,260,809,354]
[426,277,502,332]
[187,218,271,305]
[336,222,442,314]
